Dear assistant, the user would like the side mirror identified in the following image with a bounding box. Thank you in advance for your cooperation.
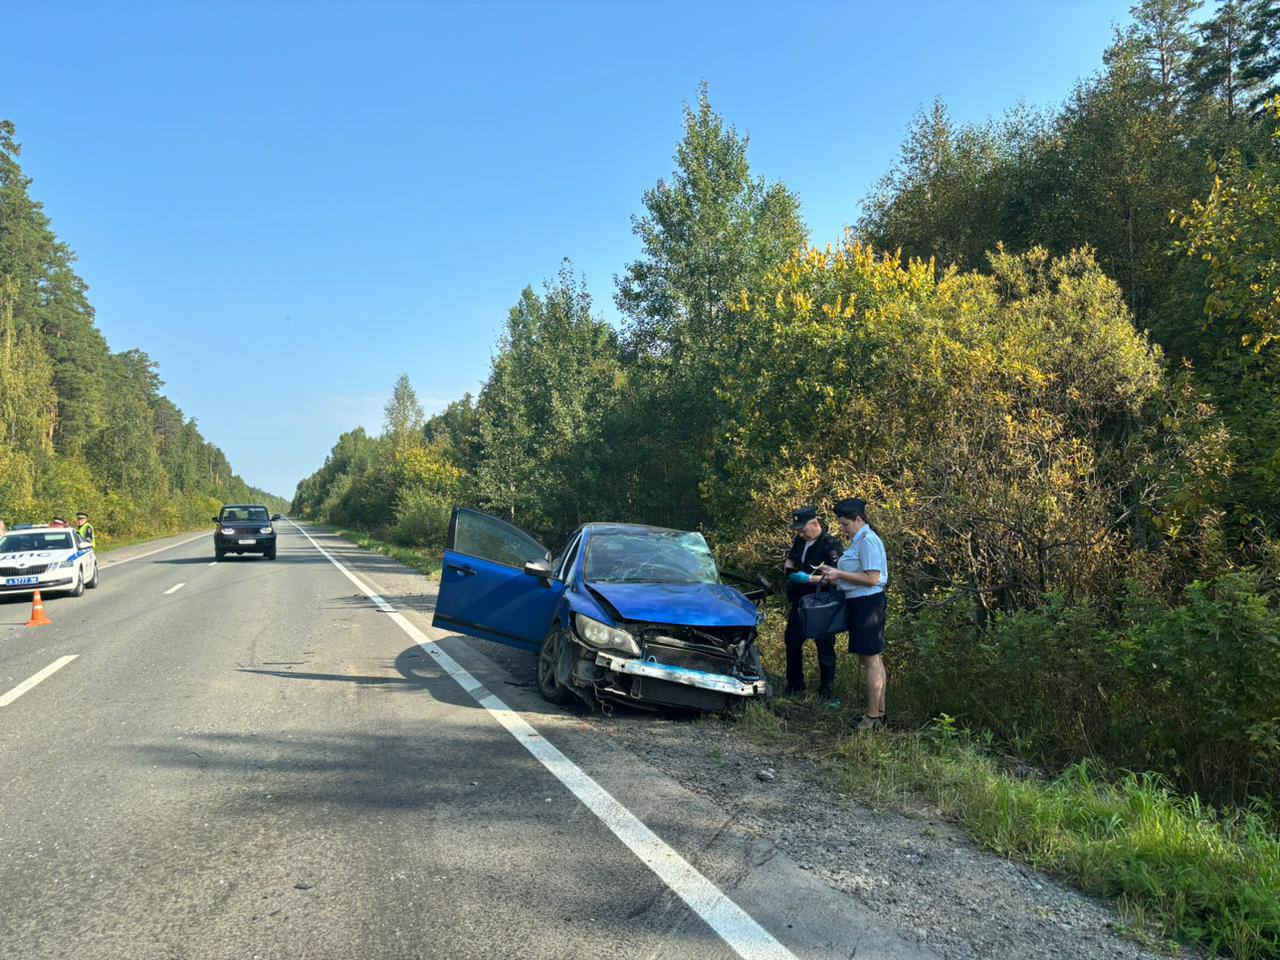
[271,514,281,521]
[211,516,219,524]
[523,559,553,580]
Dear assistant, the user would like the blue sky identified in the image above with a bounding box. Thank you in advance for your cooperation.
[7,0,1133,498]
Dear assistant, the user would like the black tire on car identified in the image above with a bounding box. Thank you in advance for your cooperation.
[536,627,576,706]
[69,568,85,597]
[215,548,224,561]
[265,547,277,560]
[86,560,99,589]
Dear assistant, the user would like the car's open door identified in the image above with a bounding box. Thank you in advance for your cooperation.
[432,507,563,651]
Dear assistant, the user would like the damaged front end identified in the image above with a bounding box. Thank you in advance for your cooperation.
[563,615,768,713]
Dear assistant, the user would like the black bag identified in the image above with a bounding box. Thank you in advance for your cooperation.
[798,585,848,638]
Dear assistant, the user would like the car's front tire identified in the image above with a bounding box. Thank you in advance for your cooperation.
[536,627,576,706]
[265,546,276,560]
[85,560,99,589]
[215,547,224,561]
[68,569,85,597]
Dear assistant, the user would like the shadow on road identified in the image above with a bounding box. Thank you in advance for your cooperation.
[322,591,439,615]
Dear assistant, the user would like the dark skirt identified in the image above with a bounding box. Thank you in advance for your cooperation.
[846,592,887,656]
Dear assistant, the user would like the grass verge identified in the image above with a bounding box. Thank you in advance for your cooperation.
[741,702,1280,959]
[323,525,443,579]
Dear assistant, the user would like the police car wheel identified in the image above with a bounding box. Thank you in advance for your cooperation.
[69,569,85,597]
[86,560,99,588]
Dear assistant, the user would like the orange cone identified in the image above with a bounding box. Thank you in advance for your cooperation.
[25,590,51,627]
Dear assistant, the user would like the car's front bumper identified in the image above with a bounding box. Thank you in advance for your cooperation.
[0,574,75,594]
[215,534,276,551]
[593,651,768,697]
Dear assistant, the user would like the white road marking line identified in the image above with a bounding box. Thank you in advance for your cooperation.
[163,582,186,595]
[0,655,78,707]
[208,561,218,566]
[101,533,207,567]
[288,520,796,960]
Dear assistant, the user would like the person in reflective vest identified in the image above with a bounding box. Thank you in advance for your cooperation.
[75,512,95,545]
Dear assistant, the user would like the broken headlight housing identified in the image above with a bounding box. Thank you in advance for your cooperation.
[573,613,641,657]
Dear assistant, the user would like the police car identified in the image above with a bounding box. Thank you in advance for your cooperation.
[0,525,99,597]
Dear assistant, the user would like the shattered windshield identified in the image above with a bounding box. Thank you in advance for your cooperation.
[584,529,719,585]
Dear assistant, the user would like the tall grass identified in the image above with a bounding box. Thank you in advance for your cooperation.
[830,722,1280,959]
[325,526,443,579]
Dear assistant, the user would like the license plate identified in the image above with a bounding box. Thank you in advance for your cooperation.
[238,539,256,545]
[6,576,39,585]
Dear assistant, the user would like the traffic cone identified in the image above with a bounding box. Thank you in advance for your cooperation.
[25,590,52,627]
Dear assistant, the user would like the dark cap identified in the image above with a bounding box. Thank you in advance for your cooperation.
[791,506,818,529]
[833,497,868,521]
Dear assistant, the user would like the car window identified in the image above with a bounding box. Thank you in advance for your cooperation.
[552,533,581,580]
[583,529,719,585]
[221,507,269,522]
[0,532,73,552]
[452,510,547,569]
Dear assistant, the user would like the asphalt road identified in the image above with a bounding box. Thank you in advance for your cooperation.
[0,523,930,960]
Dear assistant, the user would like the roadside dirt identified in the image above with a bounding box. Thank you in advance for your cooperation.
[585,708,1188,960]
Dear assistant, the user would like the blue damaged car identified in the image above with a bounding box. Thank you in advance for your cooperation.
[432,508,770,712]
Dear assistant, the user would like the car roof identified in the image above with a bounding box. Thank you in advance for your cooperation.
[221,503,268,509]
[2,526,76,536]
[580,522,701,537]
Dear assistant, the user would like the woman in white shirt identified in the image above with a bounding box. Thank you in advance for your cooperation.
[815,497,889,731]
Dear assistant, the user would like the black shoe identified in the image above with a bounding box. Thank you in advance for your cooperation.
[782,685,805,697]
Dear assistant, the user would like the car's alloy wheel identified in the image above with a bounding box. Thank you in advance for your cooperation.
[536,628,575,705]
[69,569,85,597]
[85,560,99,589]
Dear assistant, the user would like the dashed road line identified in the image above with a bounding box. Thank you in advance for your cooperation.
[0,656,78,707]
[163,583,186,595]
[287,519,797,960]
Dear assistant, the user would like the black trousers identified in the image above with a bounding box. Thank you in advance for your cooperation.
[784,602,837,692]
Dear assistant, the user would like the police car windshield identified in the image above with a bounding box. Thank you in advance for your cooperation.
[221,507,269,522]
[583,529,719,584]
[0,532,73,552]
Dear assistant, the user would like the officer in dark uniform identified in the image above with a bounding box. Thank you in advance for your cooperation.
[783,506,844,697]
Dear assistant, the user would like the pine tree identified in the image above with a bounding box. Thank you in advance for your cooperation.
[1187,0,1255,118]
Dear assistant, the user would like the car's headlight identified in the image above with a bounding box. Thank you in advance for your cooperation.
[573,614,641,657]
[260,527,273,534]
[55,558,76,568]
[221,528,236,535]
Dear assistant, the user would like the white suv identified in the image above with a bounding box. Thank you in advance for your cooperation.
[0,526,99,597]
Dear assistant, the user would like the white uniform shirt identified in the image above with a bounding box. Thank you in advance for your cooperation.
[835,525,888,598]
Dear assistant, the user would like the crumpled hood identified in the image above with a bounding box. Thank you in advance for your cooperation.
[586,581,758,628]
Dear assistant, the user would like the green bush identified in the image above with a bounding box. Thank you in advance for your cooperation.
[882,571,1280,804]
[393,484,452,548]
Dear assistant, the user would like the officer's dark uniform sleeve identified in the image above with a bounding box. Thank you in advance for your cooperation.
[822,533,843,568]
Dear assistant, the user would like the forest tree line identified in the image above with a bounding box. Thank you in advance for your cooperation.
[0,120,286,542]
[294,1,1280,803]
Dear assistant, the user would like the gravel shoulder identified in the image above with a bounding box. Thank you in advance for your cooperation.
[335,534,1191,960]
